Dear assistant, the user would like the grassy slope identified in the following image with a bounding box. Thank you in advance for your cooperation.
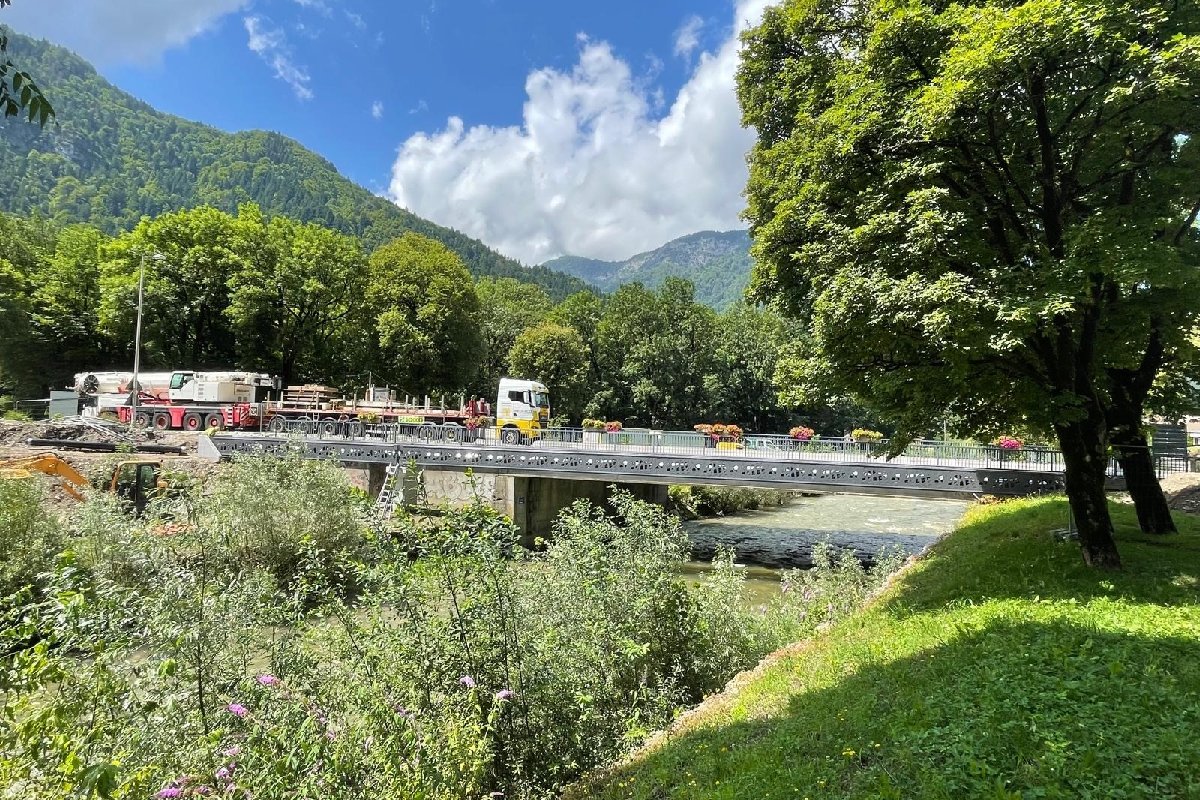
[570,498,1200,800]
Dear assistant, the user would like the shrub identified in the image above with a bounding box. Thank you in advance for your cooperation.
[195,454,368,599]
[0,478,63,598]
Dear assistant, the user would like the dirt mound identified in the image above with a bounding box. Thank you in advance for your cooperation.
[1160,472,1200,515]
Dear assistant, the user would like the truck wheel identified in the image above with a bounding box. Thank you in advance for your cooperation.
[320,419,339,437]
[153,413,171,431]
[501,426,521,446]
[347,421,364,437]
[444,424,462,442]
[418,424,436,440]
[134,411,151,428]
[267,416,287,433]
[182,412,202,431]
[203,412,222,430]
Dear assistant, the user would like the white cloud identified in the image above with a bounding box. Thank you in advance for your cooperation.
[345,11,366,30]
[244,15,313,101]
[387,0,773,264]
[0,0,247,65]
[291,0,332,16]
[371,100,384,119]
[674,15,704,60]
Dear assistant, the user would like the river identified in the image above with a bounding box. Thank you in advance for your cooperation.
[680,493,971,603]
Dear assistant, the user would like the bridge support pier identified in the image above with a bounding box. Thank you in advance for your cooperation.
[409,470,668,542]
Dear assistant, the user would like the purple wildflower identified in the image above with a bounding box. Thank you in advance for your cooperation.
[155,789,182,799]
[256,673,280,687]
[221,745,241,758]
[495,689,514,702]
[194,787,213,796]
[215,766,232,782]
[227,703,248,719]
[458,675,476,689]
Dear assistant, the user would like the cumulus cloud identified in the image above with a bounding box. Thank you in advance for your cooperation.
[244,15,313,101]
[0,0,247,65]
[371,100,384,119]
[388,0,772,264]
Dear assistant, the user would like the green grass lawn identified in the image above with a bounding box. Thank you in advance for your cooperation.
[568,497,1200,800]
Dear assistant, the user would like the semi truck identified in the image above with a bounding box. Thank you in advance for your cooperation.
[74,369,550,441]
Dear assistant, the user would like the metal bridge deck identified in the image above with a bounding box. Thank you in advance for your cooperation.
[204,432,1078,498]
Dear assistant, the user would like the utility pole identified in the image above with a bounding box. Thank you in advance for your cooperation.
[130,251,147,432]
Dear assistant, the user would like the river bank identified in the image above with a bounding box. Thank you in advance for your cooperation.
[568,496,1200,799]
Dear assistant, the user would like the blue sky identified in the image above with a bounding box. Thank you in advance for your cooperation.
[2,0,769,263]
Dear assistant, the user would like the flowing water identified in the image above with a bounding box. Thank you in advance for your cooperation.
[680,493,972,603]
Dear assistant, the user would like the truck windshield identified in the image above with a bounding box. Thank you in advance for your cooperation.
[532,391,550,409]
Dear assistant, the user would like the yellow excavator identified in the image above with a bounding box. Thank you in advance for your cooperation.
[0,454,163,514]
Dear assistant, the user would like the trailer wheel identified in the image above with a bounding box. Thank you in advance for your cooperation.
[267,416,287,434]
[203,412,222,430]
[320,419,340,438]
[418,423,436,441]
[134,411,151,428]
[347,421,364,438]
[153,413,171,431]
[444,424,461,442]
[182,412,202,431]
[500,426,521,446]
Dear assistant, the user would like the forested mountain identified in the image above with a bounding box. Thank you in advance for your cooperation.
[0,33,588,300]
[543,230,753,309]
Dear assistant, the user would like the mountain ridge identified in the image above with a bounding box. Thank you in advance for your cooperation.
[543,229,753,308]
[0,32,589,300]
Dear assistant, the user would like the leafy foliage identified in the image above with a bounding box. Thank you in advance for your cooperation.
[737,0,1200,563]
[2,457,878,799]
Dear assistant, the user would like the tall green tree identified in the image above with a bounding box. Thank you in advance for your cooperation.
[508,322,591,422]
[28,224,110,385]
[98,205,267,369]
[591,279,716,428]
[0,212,53,394]
[473,276,552,396]
[365,233,483,396]
[738,0,1200,567]
[227,216,368,385]
[708,303,789,432]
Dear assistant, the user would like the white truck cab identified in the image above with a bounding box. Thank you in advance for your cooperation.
[496,377,550,444]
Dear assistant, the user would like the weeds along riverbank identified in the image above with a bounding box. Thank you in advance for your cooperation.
[567,497,1200,800]
[1,455,901,800]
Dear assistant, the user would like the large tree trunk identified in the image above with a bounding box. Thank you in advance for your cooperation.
[1111,426,1176,535]
[1105,322,1174,533]
[1054,418,1122,569]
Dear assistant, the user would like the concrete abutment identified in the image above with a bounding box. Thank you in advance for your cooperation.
[349,464,668,540]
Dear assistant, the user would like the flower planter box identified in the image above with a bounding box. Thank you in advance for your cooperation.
[583,430,602,445]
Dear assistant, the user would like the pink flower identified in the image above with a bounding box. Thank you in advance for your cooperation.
[256,673,280,687]
[458,675,476,689]
[227,703,248,718]
[221,746,241,758]
[155,789,182,799]
[215,767,232,782]
[495,689,514,702]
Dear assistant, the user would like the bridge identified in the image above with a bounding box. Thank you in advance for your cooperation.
[204,427,1082,499]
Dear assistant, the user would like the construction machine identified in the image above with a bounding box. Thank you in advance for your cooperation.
[0,454,163,514]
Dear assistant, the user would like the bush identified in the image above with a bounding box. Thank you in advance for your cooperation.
[0,478,63,598]
[195,454,368,599]
[668,484,791,519]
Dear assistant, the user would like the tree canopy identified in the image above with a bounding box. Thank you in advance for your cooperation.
[738,0,1200,566]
